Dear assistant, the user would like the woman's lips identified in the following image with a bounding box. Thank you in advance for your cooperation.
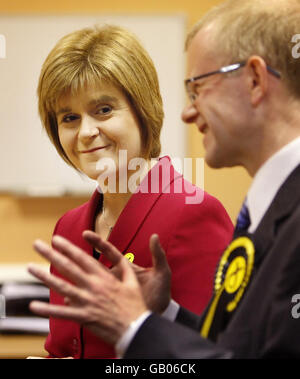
[80,145,110,154]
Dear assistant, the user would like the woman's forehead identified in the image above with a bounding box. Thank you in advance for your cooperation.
[55,82,126,110]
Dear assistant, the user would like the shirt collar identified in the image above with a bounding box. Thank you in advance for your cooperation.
[247,136,300,233]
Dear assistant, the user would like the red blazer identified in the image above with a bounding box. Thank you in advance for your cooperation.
[45,157,233,358]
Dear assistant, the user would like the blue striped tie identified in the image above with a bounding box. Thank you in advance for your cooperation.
[236,200,251,231]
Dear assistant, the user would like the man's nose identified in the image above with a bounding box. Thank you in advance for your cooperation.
[78,115,99,141]
[181,104,198,124]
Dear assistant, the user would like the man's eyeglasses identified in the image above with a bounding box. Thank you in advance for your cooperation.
[185,61,281,103]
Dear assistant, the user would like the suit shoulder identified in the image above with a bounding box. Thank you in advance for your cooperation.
[180,184,232,223]
[57,199,90,223]
[54,189,100,233]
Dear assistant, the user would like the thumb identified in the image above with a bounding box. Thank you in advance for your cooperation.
[149,234,169,272]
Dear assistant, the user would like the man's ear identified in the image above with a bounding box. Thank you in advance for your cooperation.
[245,56,269,107]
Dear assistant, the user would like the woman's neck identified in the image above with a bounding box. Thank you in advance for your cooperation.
[101,158,155,223]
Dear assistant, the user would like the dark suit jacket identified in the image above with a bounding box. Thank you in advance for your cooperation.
[45,156,233,358]
[125,164,300,359]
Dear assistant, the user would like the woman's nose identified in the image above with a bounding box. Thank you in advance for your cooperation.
[78,115,99,142]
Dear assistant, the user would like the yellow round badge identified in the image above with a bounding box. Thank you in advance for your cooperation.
[224,256,246,294]
[200,236,255,338]
[124,253,135,263]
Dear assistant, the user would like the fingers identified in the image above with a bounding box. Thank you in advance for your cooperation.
[27,263,87,304]
[83,231,137,285]
[149,234,169,272]
[29,300,87,322]
[52,235,102,275]
[33,239,91,288]
[83,230,123,265]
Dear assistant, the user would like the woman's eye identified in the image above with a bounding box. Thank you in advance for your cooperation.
[97,105,112,115]
[62,114,78,123]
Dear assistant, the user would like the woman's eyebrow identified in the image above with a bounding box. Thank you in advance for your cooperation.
[56,107,72,117]
[56,95,120,116]
[88,95,120,106]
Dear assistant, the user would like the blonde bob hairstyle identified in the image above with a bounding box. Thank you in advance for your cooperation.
[186,0,300,99]
[38,25,164,167]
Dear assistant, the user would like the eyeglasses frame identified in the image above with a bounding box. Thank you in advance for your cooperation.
[185,61,281,102]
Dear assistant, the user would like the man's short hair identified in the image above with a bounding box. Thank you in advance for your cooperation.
[186,0,300,98]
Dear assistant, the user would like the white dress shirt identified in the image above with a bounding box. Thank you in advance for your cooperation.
[116,136,300,358]
[247,136,300,232]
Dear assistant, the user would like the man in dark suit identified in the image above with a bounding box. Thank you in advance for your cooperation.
[28,0,300,358]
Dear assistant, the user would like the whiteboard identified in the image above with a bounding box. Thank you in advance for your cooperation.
[0,14,186,196]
